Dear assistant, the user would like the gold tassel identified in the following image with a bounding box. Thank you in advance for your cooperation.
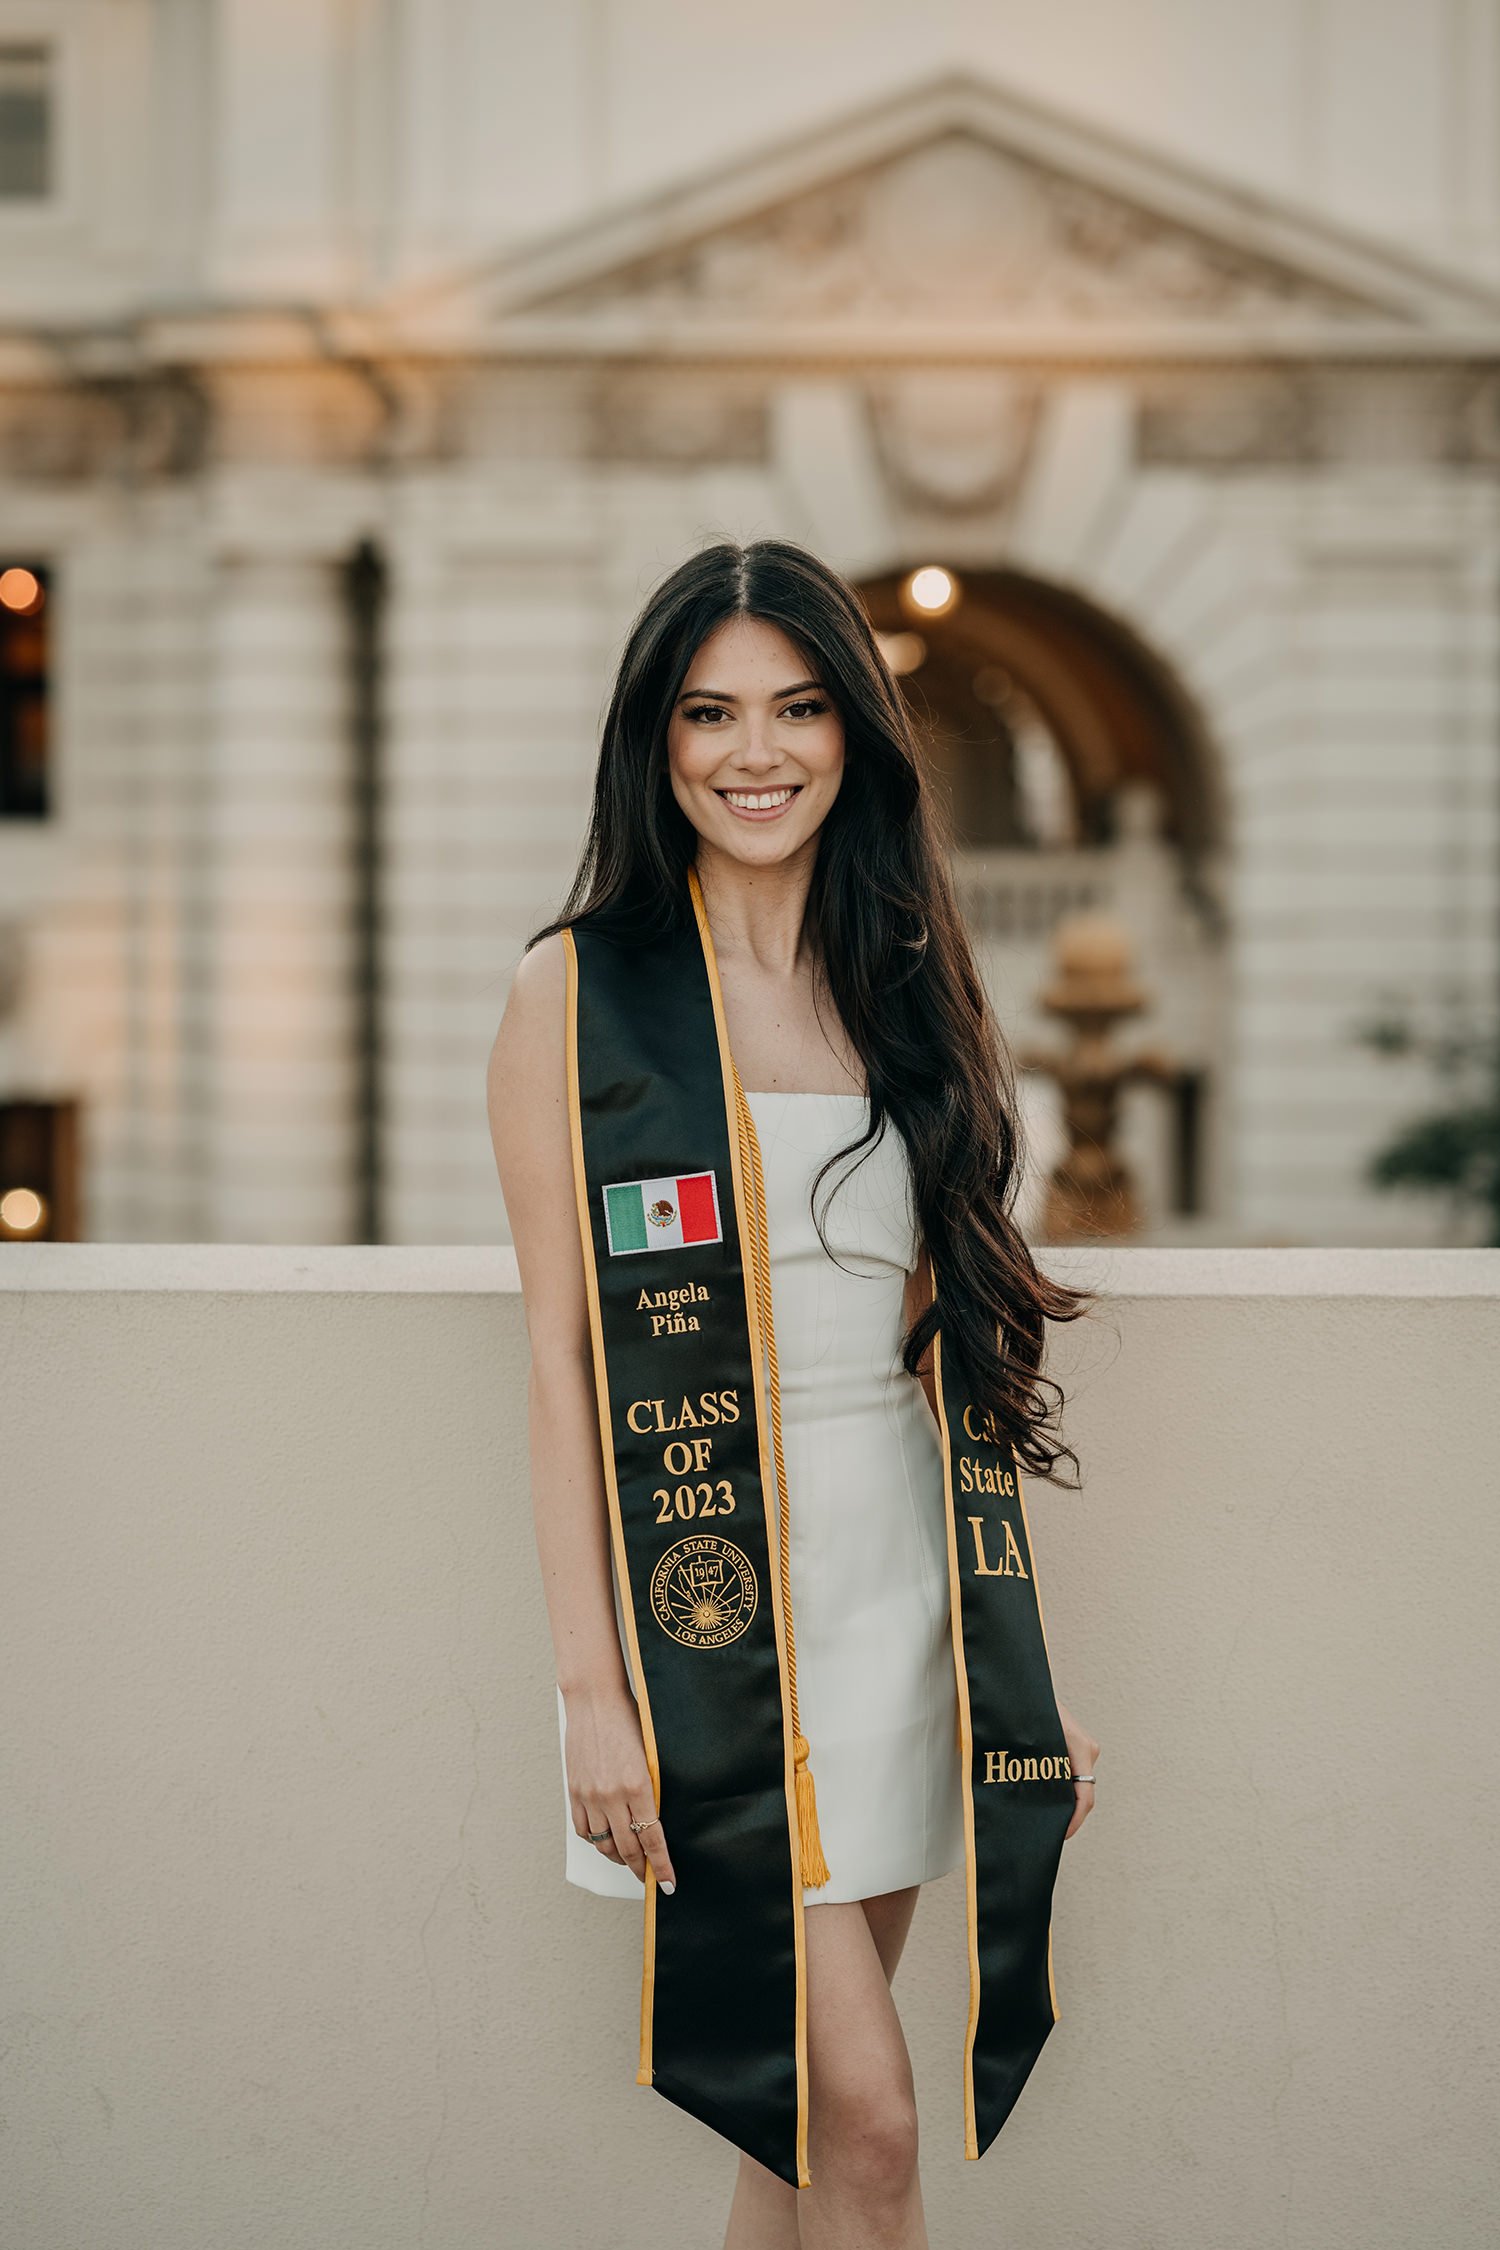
[793,1731,831,1887]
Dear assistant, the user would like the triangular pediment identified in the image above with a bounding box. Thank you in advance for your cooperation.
[394,71,1500,356]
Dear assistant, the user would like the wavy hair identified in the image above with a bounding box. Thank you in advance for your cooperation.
[529,538,1094,1485]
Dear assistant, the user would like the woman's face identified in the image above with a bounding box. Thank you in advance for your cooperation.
[666,614,844,869]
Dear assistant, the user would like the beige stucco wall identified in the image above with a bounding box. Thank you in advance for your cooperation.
[2,1245,1496,2249]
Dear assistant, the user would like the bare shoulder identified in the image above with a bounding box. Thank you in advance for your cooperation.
[487,933,585,1348]
[488,930,568,1165]
[488,930,567,1100]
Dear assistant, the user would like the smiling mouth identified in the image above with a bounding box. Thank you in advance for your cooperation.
[715,784,804,816]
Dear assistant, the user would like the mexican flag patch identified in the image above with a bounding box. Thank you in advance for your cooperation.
[602,1170,722,1256]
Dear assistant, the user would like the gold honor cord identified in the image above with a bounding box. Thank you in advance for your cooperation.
[728,1049,831,1889]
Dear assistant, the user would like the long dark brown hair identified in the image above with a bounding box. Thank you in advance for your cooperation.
[529,538,1094,1486]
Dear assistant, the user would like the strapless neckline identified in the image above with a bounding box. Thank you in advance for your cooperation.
[742,1088,867,1100]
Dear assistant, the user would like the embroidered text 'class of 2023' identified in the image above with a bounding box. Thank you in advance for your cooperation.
[602,1170,723,1256]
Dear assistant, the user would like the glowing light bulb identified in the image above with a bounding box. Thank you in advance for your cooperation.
[0,566,42,614]
[0,1186,47,1236]
[904,565,958,616]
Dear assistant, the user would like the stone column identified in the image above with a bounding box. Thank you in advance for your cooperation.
[382,456,609,1244]
[1229,472,1500,1244]
[201,542,357,1241]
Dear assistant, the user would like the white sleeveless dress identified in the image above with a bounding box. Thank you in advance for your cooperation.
[556,1089,964,1905]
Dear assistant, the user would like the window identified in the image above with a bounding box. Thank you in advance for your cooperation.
[0,1101,79,1240]
[0,44,50,200]
[1170,1068,1206,1217]
[0,563,50,817]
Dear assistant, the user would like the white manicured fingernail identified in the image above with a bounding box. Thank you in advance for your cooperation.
[660,1881,675,1895]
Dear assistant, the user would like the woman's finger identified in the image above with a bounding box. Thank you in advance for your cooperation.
[576,1795,625,1861]
[1063,1778,1095,1842]
[606,1794,649,1882]
[629,1798,676,1894]
[593,1819,626,1863]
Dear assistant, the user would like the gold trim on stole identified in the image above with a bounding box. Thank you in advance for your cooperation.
[1014,1467,1063,2028]
[929,1295,983,2160]
[686,861,813,2190]
[930,1272,1064,2157]
[561,924,661,2085]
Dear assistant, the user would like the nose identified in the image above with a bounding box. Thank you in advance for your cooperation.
[735,712,785,770]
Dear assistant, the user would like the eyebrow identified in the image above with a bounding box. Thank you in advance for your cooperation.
[676,678,824,704]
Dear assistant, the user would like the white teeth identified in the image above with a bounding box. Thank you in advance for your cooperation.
[721,786,798,809]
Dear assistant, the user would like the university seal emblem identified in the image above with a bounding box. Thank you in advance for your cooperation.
[649,1532,759,1649]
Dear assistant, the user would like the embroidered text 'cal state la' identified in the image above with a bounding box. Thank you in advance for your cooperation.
[602,1170,723,1256]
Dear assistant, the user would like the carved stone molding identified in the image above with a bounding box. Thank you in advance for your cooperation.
[0,923,26,1024]
[0,387,124,482]
[514,131,1385,337]
[1138,373,1318,467]
[1140,365,1500,468]
[588,371,768,466]
[1453,371,1500,463]
[867,370,1042,512]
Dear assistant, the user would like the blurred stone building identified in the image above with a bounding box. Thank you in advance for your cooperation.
[2,5,1499,1246]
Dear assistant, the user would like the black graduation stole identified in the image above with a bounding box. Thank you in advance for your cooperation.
[561,861,1075,2186]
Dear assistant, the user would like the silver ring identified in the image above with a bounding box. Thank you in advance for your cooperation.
[1074,1775,1097,1784]
[586,1828,610,1842]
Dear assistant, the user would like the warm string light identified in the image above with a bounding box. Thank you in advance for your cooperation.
[0,566,43,615]
[903,564,960,617]
[0,1186,47,1236]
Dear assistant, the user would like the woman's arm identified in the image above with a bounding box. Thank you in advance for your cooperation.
[487,935,676,1890]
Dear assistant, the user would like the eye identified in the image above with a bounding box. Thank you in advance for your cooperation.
[684,702,729,724]
[783,697,828,720]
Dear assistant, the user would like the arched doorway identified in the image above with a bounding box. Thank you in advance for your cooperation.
[861,563,1223,870]
[858,563,1230,1232]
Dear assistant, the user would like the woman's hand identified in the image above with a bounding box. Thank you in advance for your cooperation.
[1054,1698,1100,1842]
[563,1680,677,1893]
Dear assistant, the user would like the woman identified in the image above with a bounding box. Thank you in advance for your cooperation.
[488,538,1100,2246]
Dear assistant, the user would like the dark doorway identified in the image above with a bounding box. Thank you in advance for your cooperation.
[0,1100,80,1240]
[0,561,50,819]
[858,562,1222,870]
